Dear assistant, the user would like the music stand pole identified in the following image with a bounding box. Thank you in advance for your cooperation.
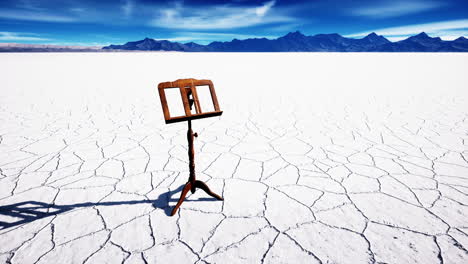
[170,119,224,216]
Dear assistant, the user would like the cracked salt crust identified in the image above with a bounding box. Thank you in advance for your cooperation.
[0,53,468,263]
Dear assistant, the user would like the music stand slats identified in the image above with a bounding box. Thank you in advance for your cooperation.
[157,78,223,124]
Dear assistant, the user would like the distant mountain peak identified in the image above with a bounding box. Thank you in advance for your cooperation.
[361,32,390,44]
[406,32,442,43]
[364,32,380,39]
[414,32,430,39]
[283,31,306,39]
[289,30,304,35]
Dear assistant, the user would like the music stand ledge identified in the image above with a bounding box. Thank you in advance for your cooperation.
[157,78,224,216]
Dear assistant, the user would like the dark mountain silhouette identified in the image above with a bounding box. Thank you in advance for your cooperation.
[102,31,468,52]
[2,31,466,52]
[104,37,189,51]
[370,32,468,52]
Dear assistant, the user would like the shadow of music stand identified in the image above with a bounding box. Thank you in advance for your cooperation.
[158,78,224,216]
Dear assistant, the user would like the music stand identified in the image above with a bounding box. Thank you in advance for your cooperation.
[158,78,224,216]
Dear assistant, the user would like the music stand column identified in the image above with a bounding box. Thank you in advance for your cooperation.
[170,119,223,216]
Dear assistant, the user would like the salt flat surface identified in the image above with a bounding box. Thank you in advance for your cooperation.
[0,53,468,263]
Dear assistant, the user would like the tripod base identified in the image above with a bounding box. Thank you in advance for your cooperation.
[171,180,223,216]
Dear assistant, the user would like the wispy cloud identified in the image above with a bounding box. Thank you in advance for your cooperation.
[0,9,75,22]
[69,7,86,13]
[255,0,275,17]
[350,1,443,18]
[122,0,134,19]
[0,32,51,42]
[150,0,295,30]
[15,0,46,12]
[346,19,468,40]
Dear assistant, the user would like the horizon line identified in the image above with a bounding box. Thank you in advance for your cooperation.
[1,31,466,49]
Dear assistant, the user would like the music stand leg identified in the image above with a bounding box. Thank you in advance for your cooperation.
[170,120,223,216]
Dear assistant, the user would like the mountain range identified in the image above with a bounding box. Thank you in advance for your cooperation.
[102,31,468,52]
[1,32,467,52]
[0,43,102,52]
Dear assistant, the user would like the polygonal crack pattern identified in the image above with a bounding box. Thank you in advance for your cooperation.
[0,53,468,263]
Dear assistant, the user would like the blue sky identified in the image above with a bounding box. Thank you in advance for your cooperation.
[0,0,467,46]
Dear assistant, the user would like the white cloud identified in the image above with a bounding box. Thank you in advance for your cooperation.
[432,29,468,40]
[0,10,75,22]
[350,1,443,18]
[70,7,86,13]
[346,19,468,40]
[150,1,294,30]
[122,0,134,19]
[256,0,275,17]
[0,32,51,41]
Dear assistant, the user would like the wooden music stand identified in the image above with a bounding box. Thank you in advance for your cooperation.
[158,78,224,216]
